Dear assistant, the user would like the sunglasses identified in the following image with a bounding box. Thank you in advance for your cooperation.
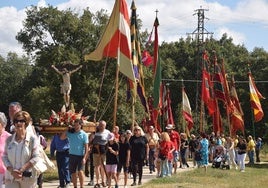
[9,102,21,107]
[134,129,140,131]
[14,119,26,124]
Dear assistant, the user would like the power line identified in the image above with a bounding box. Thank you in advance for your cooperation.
[162,78,268,84]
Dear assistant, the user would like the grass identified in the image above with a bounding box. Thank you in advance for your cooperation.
[140,147,268,188]
[140,162,268,188]
[43,137,268,187]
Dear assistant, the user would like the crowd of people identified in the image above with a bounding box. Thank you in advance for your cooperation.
[49,122,184,188]
[0,101,264,188]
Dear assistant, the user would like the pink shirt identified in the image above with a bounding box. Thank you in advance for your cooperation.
[0,131,11,173]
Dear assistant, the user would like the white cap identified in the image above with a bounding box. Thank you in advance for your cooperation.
[165,124,174,130]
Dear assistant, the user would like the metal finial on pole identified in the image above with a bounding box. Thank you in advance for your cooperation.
[155,9,159,17]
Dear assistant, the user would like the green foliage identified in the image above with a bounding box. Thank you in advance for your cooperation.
[0,5,268,137]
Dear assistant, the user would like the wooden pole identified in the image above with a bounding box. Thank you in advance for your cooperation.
[131,98,135,132]
[113,63,120,129]
[200,101,204,133]
[220,59,232,137]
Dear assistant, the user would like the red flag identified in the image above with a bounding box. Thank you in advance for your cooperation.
[142,50,153,66]
[162,84,174,126]
[147,96,161,132]
[201,51,215,115]
[229,76,244,134]
[153,17,161,109]
[213,55,226,102]
[249,72,265,122]
[212,104,222,134]
[182,87,193,130]
[84,0,135,81]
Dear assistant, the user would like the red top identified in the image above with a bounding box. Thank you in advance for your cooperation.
[159,140,174,160]
[114,132,120,142]
[169,130,181,151]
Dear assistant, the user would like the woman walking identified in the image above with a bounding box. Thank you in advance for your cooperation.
[225,136,238,169]
[237,136,247,172]
[198,132,209,172]
[129,125,149,186]
[117,133,130,188]
[158,132,174,177]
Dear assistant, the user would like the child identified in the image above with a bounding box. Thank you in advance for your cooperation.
[106,133,119,188]
[117,133,130,188]
[159,132,175,177]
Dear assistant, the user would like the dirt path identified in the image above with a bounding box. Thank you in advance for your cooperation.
[43,162,194,187]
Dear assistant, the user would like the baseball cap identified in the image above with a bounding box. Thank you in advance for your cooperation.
[165,124,174,130]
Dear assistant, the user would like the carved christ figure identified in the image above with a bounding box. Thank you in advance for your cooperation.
[51,63,82,107]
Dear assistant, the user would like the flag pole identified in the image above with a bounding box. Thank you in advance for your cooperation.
[251,109,256,139]
[113,50,120,129]
[131,97,135,131]
[220,58,232,136]
[181,80,186,133]
[200,51,205,133]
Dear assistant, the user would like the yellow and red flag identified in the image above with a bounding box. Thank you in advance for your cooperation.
[230,75,244,134]
[248,72,265,122]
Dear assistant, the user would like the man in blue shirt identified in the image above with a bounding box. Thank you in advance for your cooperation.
[50,132,70,188]
[66,119,89,188]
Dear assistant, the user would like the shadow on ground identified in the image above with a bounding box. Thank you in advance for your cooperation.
[246,162,268,169]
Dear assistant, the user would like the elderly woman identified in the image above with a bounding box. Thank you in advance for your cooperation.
[197,132,209,172]
[2,111,40,188]
[129,125,149,186]
[0,112,11,188]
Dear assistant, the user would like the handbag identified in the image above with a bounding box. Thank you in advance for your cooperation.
[33,157,47,175]
[33,144,55,175]
[40,147,55,170]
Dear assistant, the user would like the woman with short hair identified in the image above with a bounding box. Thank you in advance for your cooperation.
[2,111,40,188]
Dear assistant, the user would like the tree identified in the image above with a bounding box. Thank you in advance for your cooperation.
[3,5,267,138]
[0,53,32,114]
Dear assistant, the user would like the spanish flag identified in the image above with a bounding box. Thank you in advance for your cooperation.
[248,72,265,122]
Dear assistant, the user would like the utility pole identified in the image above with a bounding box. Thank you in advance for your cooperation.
[187,7,213,48]
[187,7,213,132]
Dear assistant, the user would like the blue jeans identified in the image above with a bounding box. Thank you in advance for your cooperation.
[160,159,168,177]
[248,150,254,164]
[149,148,156,172]
[161,159,171,177]
[56,151,71,187]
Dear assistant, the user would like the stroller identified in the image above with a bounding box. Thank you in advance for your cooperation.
[212,145,230,169]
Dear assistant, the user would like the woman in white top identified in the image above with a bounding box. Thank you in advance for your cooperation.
[225,136,238,169]
[2,111,40,188]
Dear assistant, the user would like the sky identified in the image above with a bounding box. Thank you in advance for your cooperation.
[0,0,268,58]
